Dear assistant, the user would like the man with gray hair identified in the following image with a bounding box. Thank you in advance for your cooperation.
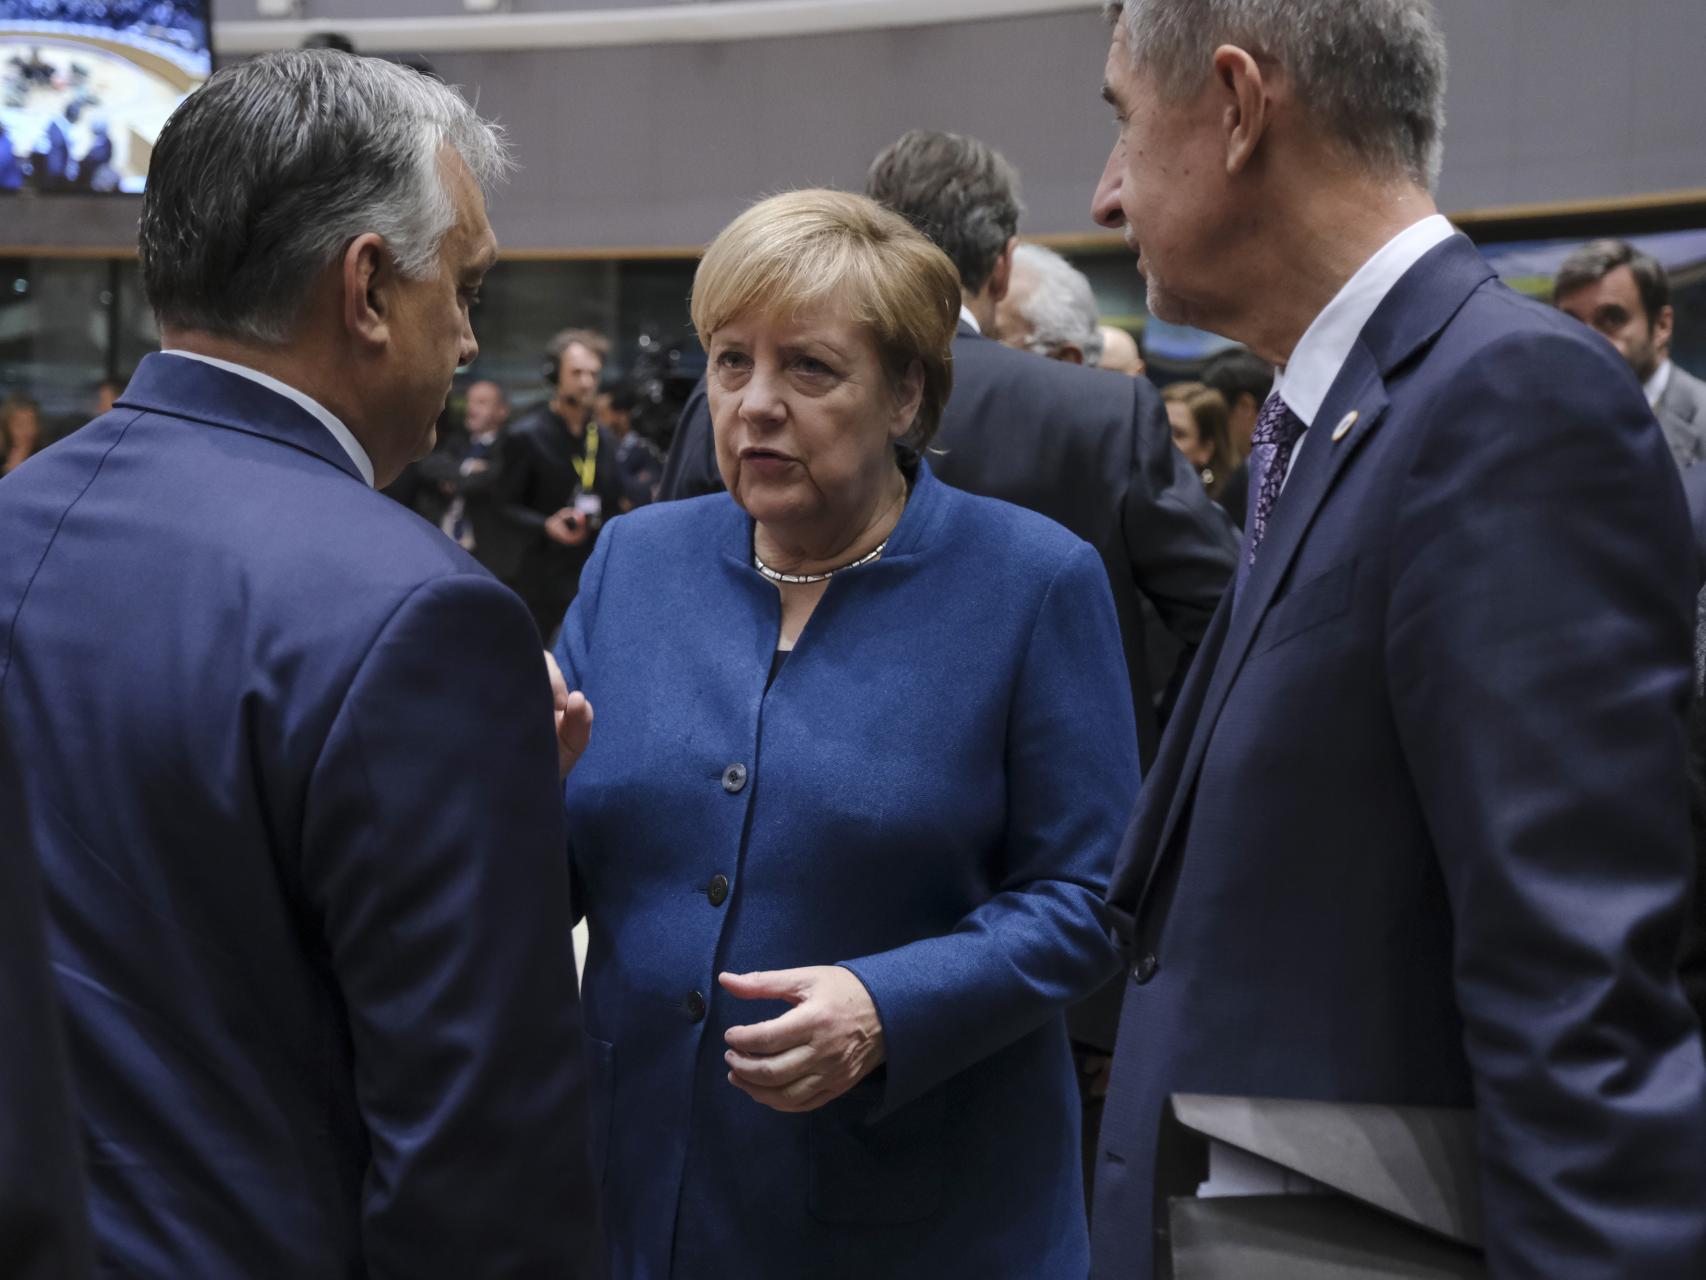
[0,50,601,1277]
[1091,2,1706,1276]
[996,241,1108,366]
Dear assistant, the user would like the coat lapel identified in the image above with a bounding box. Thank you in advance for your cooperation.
[1119,234,1498,922]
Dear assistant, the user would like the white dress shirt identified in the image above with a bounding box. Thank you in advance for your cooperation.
[959,304,982,336]
[1271,214,1457,485]
[162,349,375,487]
[1644,359,1673,410]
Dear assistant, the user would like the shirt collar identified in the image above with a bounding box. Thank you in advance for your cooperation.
[1273,214,1456,428]
[958,304,983,336]
[161,350,375,487]
[1645,359,1673,409]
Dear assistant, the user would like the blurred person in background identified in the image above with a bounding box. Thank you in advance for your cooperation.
[595,376,663,511]
[1554,238,1706,468]
[502,328,625,639]
[0,50,600,1278]
[1161,381,1234,506]
[1,394,42,473]
[1199,345,1272,527]
[94,377,125,416]
[556,187,1138,1279]
[1098,325,1145,376]
[415,379,535,589]
[995,241,1107,365]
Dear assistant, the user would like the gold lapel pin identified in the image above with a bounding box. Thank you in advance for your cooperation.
[1332,410,1360,443]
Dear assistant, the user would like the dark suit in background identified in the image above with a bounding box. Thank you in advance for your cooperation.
[500,403,626,639]
[1093,235,1706,1277]
[0,355,600,1278]
[1680,459,1706,579]
[412,427,535,589]
[0,741,91,1280]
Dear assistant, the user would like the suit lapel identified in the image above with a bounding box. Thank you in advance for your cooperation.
[1141,353,1390,900]
[1121,233,1498,922]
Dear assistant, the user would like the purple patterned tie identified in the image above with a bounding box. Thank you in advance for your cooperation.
[1242,394,1308,580]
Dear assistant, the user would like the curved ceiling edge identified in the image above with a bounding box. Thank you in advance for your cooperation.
[215,0,1104,56]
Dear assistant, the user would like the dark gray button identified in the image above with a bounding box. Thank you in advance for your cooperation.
[685,990,706,1022]
[721,763,748,794]
[1133,954,1159,985]
[707,874,730,908]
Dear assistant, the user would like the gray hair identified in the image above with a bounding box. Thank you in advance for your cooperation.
[1103,0,1447,188]
[866,129,1024,296]
[140,49,512,345]
[1011,243,1105,365]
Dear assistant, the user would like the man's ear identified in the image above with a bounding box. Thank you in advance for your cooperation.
[986,237,1019,306]
[1057,344,1086,366]
[342,233,391,350]
[1654,303,1676,358]
[1213,45,1271,177]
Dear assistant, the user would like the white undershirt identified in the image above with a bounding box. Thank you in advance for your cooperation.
[1270,214,1457,486]
[162,349,375,487]
[1645,359,1673,410]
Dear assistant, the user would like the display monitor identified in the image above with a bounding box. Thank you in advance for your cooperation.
[0,2,211,195]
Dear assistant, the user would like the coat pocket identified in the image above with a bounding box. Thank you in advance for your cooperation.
[582,1035,615,1187]
[1253,558,1356,656]
[807,1080,945,1225]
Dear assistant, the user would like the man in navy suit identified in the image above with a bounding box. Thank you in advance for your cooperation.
[0,51,600,1277]
[1090,2,1706,1277]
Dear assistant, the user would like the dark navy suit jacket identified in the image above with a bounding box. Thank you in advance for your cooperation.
[554,465,1139,1278]
[1092,236,1706,1278]
[0,741,91,1280]
[0,354,600,1278]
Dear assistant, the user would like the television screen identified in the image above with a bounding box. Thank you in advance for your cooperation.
[0,2,211,195]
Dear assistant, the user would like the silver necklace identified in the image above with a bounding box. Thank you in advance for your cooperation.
[752,538,889,585]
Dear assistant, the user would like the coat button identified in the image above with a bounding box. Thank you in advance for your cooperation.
[1133,954,1159,985]
[721,763,748,794]
[685,990,706,1022]
[707,874,730,908]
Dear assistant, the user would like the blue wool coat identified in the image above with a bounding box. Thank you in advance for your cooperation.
[553,463,1140,1278]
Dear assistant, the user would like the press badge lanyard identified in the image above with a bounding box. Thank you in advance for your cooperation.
[573,424,600,494]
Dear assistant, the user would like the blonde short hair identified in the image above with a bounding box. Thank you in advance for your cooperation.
[690,189,960,454]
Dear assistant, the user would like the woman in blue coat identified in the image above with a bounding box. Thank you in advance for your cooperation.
[553,190,1140,1278]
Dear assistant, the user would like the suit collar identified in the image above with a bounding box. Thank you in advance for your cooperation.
[1135,233,1496,911]
[956,319,983,342]
[116,353,369,486]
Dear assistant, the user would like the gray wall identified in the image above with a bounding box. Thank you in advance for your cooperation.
[7,0,1705,251]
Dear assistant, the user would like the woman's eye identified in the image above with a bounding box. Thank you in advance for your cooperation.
[793,357,833,377]
[715,351,750,370]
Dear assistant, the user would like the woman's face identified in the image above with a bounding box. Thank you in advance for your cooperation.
[8,408,39,450]
[1166,400,1210,468]
[707,304,919,540]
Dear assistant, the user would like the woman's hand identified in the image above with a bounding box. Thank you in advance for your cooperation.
[543,651,594,779]
[720,966,885,1113]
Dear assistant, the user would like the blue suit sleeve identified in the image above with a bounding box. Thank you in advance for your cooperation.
[842,542,1139,1116]
[301,573,600,1278]
[1386,328,1706,1276]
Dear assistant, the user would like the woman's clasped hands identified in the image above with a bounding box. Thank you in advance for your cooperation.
[719,966,886,1113]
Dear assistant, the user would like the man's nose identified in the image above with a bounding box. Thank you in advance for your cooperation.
[1091,143,1126,230]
